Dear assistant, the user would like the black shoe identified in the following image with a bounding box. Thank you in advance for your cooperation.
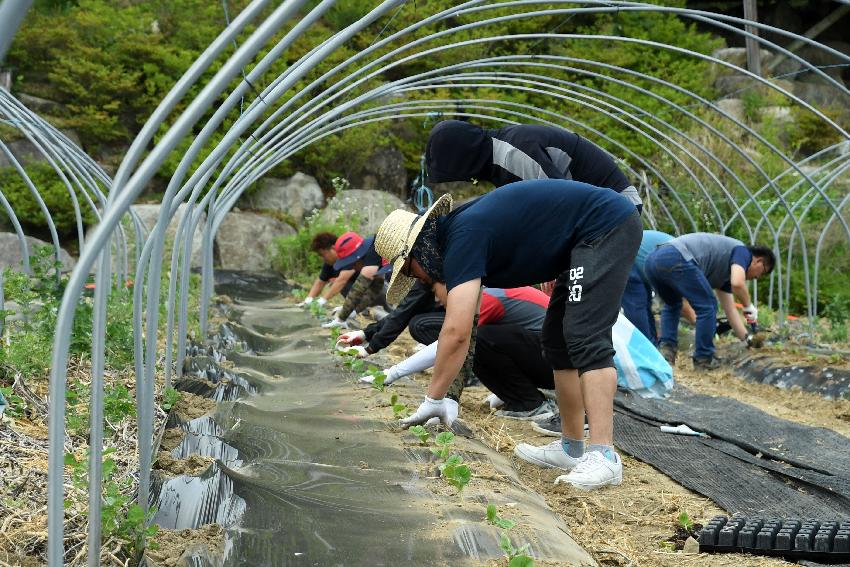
[693,356,722,370]
[531,414,590,437]
[658,342,677,365]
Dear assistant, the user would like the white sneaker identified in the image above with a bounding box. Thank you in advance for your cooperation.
[513,440,579,471]
[483,393,504,409]
[554,450,623,491]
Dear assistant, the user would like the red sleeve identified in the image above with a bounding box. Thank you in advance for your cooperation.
[478,291,504,326]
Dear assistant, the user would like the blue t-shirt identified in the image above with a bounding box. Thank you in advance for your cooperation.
[436,179,636,291]
[725,246,753,292]
[636,230,673,282]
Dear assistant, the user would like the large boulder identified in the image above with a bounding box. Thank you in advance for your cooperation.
[131,203,207,268]
[0,129,83,169]
[348,147,407,197]
[214,211,295,272]
[0,232,75,272]
[238,172,324,224]
[318,189,408,235]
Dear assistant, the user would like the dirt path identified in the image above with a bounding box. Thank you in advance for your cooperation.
[371,328,850,567]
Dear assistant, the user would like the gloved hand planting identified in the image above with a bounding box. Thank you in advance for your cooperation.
[337,330,366,347]
[339,344,368,358]
[742,304,758,325]
[400,396,459,428]
[322,317,349,329]
[296,296,315,307]
[359,366,402,386]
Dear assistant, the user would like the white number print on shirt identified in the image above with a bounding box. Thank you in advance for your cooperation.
[568,266,584,302]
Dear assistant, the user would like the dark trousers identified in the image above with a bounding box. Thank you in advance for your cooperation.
[645,246,717,359]
[408,311,445,345]
[621,265,657,344]
[473,324,554,411]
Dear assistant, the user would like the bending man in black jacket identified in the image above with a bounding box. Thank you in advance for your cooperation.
[425,120,642,210]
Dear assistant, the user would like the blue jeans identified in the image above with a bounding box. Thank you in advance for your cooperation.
[621,266,657,344]
[644,246,718,359]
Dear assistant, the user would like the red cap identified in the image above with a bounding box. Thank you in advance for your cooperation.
[334,231,364,260]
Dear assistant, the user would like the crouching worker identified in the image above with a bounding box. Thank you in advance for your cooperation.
[644,233,775,368]
[359,286,557,420]
[297,232,356,307]
[322,232,388,329]
[375,179,641,490]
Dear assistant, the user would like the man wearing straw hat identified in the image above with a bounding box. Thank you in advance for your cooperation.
[375,178,641,490]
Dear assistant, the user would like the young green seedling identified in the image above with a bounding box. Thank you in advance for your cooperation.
[486,503,516,530]
[366,365,387,392]
[442,461,471,493]
[499,533,535,566]
[409,425,430,445]
[431,431,455,461]
[390,392,407,419]
[328,326,342,352]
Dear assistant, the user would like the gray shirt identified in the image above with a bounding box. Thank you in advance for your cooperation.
[664,233,745,290]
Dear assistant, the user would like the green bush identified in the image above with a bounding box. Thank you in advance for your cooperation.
[0,163,99,234]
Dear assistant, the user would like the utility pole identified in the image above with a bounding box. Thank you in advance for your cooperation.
[743,0,762,76]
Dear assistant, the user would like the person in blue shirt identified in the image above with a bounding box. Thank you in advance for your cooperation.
[375,179,641,491]
[644,233,775,368]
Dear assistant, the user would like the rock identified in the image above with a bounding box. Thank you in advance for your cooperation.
[715,98,744,122]
[712,47,772,68]
[0,129,83,169]
[17,93,64,115]
[131,203,207,268]
[318,189,408,235]
[238,172,324,224]
[793,81,850,109]
[683,536,700,554]
[348,147,407,196]
[0,232,75,272]
[214,211,295,272]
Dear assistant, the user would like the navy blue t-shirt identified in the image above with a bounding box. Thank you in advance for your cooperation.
[436,179,636,291]
[318,263,356,296]
[722,246,753,292]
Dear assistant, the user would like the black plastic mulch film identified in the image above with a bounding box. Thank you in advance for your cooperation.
[613,386,850,563]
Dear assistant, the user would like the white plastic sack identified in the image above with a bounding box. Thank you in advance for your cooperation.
[613,312,674,398]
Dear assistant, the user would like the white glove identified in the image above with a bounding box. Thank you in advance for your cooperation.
[316,297,327,307]
[322,317,348,329]
[297,296,315,307]
[339,344,368,358]
[483,393,504,409]
[359,366,401,385]
[400,396,459,428]
[742,304,758,325]
[337,330,366,347]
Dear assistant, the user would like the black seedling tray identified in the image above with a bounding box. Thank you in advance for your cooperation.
[699,515,850,563]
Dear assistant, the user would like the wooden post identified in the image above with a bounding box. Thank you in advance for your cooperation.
[743,0,761,77]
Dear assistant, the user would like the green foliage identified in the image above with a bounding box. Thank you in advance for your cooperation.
[499,533,534,566]
[390,392,407,419]
[486,503,516,530]
[678,511,694,532]
[0,163,99,235]
[430,431,454,460]
[0,387,26,418]
[64,448,158,558]
[409,424,430,445]
[366,365,387,392]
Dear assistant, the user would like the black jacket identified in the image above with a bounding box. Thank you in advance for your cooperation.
[363,281,439,354]
[425,121,641,209]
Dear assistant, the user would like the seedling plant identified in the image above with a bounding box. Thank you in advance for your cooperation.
[409,425,430,445]
[499,533,535,567]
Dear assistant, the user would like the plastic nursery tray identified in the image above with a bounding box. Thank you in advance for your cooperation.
[699,515,850,563]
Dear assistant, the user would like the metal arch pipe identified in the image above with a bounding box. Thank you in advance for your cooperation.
[451,2,850,100]
[45,0,343,559]
[0,187,29,272]
[0,0,33,64]
[0,142,62,268]
[814,180,850,316]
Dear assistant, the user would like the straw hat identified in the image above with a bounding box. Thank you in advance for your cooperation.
[375,193,453,303]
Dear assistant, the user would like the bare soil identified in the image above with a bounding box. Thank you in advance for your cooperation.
[146,523,224,567]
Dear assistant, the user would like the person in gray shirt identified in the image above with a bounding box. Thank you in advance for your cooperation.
[644,233,775,368]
